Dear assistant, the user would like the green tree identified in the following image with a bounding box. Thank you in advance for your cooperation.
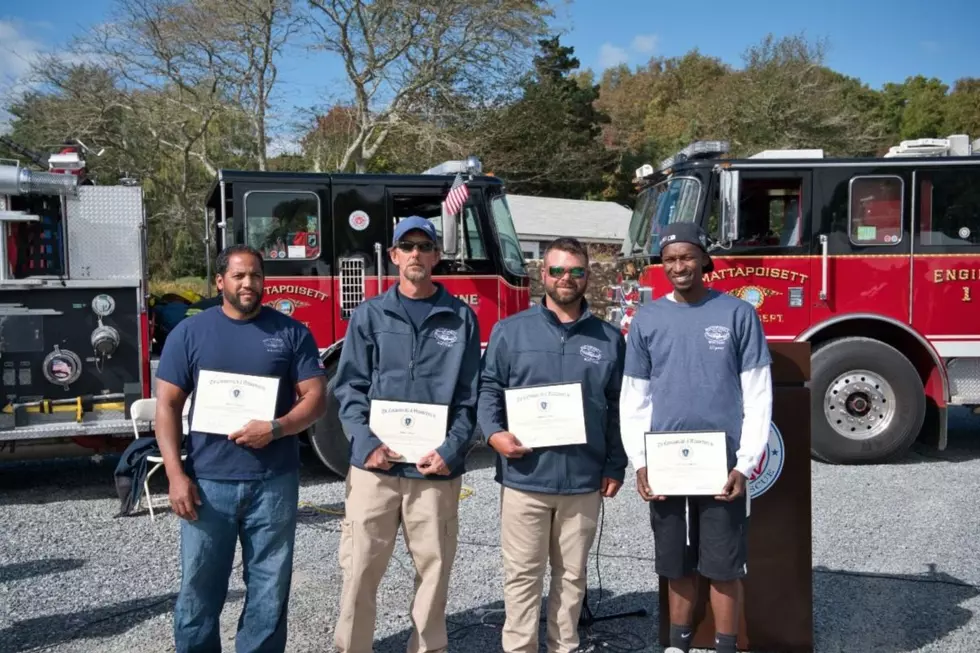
[479,35,614,198]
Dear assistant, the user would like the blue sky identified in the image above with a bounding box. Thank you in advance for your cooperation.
[2,0,978,140]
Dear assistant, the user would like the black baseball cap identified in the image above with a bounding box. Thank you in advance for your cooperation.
[657,222,714,273]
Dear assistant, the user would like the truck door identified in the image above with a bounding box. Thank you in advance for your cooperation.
[709,169,814,339]
[809,170,911,328]
[910,166,980,357]
[236,183,334,348]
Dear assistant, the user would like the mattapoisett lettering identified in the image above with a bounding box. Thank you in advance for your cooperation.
[379,406,439,420]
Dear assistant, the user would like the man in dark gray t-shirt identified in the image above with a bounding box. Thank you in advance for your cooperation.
[620,222,773,653]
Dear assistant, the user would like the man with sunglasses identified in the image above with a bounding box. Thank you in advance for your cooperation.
[478,236,628,653]
[619,222,772,653]
[332,215,482,653]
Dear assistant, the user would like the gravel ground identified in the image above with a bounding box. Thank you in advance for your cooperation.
[2,409,980,653]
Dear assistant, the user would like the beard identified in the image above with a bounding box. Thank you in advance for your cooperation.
[545,283,584,307]
[223,286,263,314]
[404,263,430,282]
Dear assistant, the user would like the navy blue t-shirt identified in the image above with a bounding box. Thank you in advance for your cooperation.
[155,305,325,481]
[398,289,439,331]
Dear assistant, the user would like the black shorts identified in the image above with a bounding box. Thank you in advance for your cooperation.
[649,493,749,581]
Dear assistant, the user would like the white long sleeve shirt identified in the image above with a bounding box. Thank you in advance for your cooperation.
[619,365,772,477]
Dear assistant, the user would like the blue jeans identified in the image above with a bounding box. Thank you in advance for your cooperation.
[173,470,299,653]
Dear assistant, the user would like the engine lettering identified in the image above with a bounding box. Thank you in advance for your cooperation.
[932,268,980,283]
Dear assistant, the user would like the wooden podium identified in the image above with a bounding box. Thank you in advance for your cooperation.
[658,342,813,652]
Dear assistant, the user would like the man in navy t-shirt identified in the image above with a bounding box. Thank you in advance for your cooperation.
[619,223,772,653]
[154,244,326,653]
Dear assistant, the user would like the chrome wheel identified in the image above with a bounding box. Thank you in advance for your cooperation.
[823,369,897,440]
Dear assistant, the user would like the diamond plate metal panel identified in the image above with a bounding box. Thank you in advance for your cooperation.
[946,358,980,403]
[67,186,144,281]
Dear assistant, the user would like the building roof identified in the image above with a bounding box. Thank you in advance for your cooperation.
[504,194,633,243]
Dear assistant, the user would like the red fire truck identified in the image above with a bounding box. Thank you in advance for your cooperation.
[608,135,980,465]
[0,140,152,460]
[197,157,530,475]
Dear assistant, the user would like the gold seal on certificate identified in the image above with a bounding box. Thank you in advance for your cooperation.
[644,431,729,496]
[369,399,449,463]
[503,382,587,448]
[190,370,280,435]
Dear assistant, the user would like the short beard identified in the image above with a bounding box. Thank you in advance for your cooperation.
[545,284,584,307]
[223,287,262,314]
[404,265,429,283]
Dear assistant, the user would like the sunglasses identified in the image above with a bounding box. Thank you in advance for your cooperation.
[395,241,436,253]
[548,266,586,279]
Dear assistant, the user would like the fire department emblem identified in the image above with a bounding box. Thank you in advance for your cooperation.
[271,298,307,316]
[403,415,413,428]
[539,400,548,412]
[747,422,785,500]
[730,285,781,310]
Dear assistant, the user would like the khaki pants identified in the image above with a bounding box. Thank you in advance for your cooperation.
[500,486,602,653]
[334,466,462,653]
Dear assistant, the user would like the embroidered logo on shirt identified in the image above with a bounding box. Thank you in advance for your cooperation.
[433,328,458,348]
[579,345,602,364]
[263,337,286,353]
[703,326,731,351]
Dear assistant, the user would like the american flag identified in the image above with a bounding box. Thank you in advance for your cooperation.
[443,171,469,216]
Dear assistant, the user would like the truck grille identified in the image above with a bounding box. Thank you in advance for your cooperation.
[339,257,365,319]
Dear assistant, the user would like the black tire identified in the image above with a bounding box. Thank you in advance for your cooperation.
[809,336,925,464]
[309,358,350,478]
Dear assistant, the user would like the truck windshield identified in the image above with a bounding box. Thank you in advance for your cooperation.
[621,176,702,256]
[491,195,527,276]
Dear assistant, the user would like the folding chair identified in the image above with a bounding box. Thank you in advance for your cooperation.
[130,397,188,521]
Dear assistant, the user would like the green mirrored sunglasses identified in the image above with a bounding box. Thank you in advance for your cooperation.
[548,266,586,278]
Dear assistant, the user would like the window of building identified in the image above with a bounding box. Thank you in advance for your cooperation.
[848,176,904,246]
[918,169,980,246]
[244,190,321,260]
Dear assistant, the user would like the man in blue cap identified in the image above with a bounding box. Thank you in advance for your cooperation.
[620,222,771,653]
[332,215,482,653]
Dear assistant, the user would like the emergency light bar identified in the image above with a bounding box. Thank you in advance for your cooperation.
[634,140,729,179]
[884,134,976,158]
[421,155,483,176]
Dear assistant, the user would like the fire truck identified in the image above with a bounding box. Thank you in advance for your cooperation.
[608,135,980,465]
[0,139,151,460]
[194,156,530,476]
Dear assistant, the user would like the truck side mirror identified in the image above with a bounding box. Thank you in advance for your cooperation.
[441,204,459,257]
[719,168,739,245]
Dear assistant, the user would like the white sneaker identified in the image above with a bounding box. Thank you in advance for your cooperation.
[664,648,687,653]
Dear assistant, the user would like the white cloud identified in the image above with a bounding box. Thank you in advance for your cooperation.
[598,43,629,69]
[631,34,659,54]
[0,20,44,86]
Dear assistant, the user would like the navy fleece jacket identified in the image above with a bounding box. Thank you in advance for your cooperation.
[477,299,628,494]
[332,282,481,479]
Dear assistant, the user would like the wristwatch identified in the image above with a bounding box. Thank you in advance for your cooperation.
[271,419,284,440]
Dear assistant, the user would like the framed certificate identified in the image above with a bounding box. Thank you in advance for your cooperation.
[644,430,729,496]
[191,370,280,435]
[503,382,587,448]
[369,399,449,463]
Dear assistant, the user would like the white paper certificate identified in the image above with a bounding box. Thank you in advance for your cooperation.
[644,431,729,496]
[369,399,449,463]
[190,370,280,435]
[503,382,587,448]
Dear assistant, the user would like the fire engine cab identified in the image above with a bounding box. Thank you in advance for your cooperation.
[0,141,150,457]
[199,157,530,475]
[610,135,980,465]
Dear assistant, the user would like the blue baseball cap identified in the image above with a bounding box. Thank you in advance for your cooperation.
[393,216,438,245]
